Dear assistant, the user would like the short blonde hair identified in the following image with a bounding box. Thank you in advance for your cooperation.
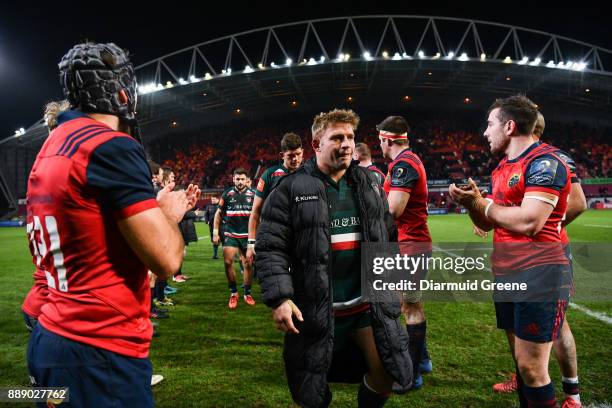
[311,108,360,140]
[44,100,71,131]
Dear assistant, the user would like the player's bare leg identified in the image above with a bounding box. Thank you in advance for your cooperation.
[223,246,240,309]
[239,251,256,306]
[493,329,519,393]
[402,300,427,388]
[515,337,556,407]
[351,326,393,407]
[554,321,581,405]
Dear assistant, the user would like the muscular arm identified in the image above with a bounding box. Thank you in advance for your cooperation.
[562,182,587,227]
[387,190,410,219]
[213,208,222,236]
[118,208,184,279]
[248,196,264,240]
[487,192,556,236]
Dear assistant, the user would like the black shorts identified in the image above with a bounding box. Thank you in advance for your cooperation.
[494,300,568,342]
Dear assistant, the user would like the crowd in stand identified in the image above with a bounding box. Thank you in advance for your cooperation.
[152,114,611,194]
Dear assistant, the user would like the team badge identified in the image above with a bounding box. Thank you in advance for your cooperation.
[508,173,521,187]
[246,197,252,203]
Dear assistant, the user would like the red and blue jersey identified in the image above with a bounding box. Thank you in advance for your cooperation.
[383,148,431,243]
[24,110,158,358]
[490,142,571,273]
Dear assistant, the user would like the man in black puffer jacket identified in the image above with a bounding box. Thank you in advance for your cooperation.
[256,109,412,408]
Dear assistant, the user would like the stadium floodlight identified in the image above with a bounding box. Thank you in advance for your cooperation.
[344,53,350,61]
[178,77,187,85]
[518,56,529,65]
[189,75,200,83]
[258,63,264,69]
[576,62,587,71]
[320,56,325,63]
[156,83,164,90]
[363,51,372,61]
[529,57,541,66]
[204,73,212,80]
[458,52,469,61]
[244,65,254,73]
[446,51,455,59]
[286,58,292,66]
[546,60,555,67]
[15,128,25,136]
[307,57,317,65]
[418,50,425,58]
[557,61,565,67]
[382,51,389,58]
[270,62,277,68]
[337,53,344,62]
[165,81,174,88]
[392,52,401,60]
[138,83,157,94]
[433,52,441,59]
[565,61,574,68]
[402,52,410,59]
[480,53,486,61]
[503,56,512,64]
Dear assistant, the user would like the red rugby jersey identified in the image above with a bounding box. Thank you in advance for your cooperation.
[24,110,158,358]
[490,142,571,273]
[383,148,431,243]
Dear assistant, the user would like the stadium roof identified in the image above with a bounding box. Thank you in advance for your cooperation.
[4,15,612,147]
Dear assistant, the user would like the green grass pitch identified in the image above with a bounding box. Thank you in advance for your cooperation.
[0,211,610,407]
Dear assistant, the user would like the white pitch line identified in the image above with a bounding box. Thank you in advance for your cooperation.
[583,224,612,228]
[568,303,612,325]
[198,235,210,240]
[433,246,612,326]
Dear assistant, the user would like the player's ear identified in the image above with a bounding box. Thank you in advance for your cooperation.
[312,138,320,151]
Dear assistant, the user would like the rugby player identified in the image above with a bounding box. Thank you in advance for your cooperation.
[213,168,256,308]
[490,112,586,407]
[25,42,200,407]
[246,132,303,265]
[353,142,386,187]
[450,95,572,408]
[378,115,433,389]
[256,109,412,407]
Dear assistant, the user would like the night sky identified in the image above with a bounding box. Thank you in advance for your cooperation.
[0,3,609,139]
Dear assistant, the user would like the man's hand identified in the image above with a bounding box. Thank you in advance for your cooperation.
[185,184,201,209]
[272,299,303,334]
[449,178,489,213]
[157,182,190,223]
[473,225,488,238]
[212,234,220,246]
[246,246,256,265]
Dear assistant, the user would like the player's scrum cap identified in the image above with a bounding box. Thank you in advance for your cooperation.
[59,42,137,122]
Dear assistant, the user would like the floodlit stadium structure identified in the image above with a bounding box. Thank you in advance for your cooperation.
[1,15,612,217]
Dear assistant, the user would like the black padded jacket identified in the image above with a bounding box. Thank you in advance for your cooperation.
[255,158,412,408]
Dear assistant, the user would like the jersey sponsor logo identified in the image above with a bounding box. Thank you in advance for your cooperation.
[527,158,559,186]
[246,197,252,203]
[330,216,360,228]
[295,194,319,203]
[272,169,286,177]
[508,173,521,188]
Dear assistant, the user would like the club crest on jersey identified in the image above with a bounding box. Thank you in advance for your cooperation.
[508,173,521,188]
